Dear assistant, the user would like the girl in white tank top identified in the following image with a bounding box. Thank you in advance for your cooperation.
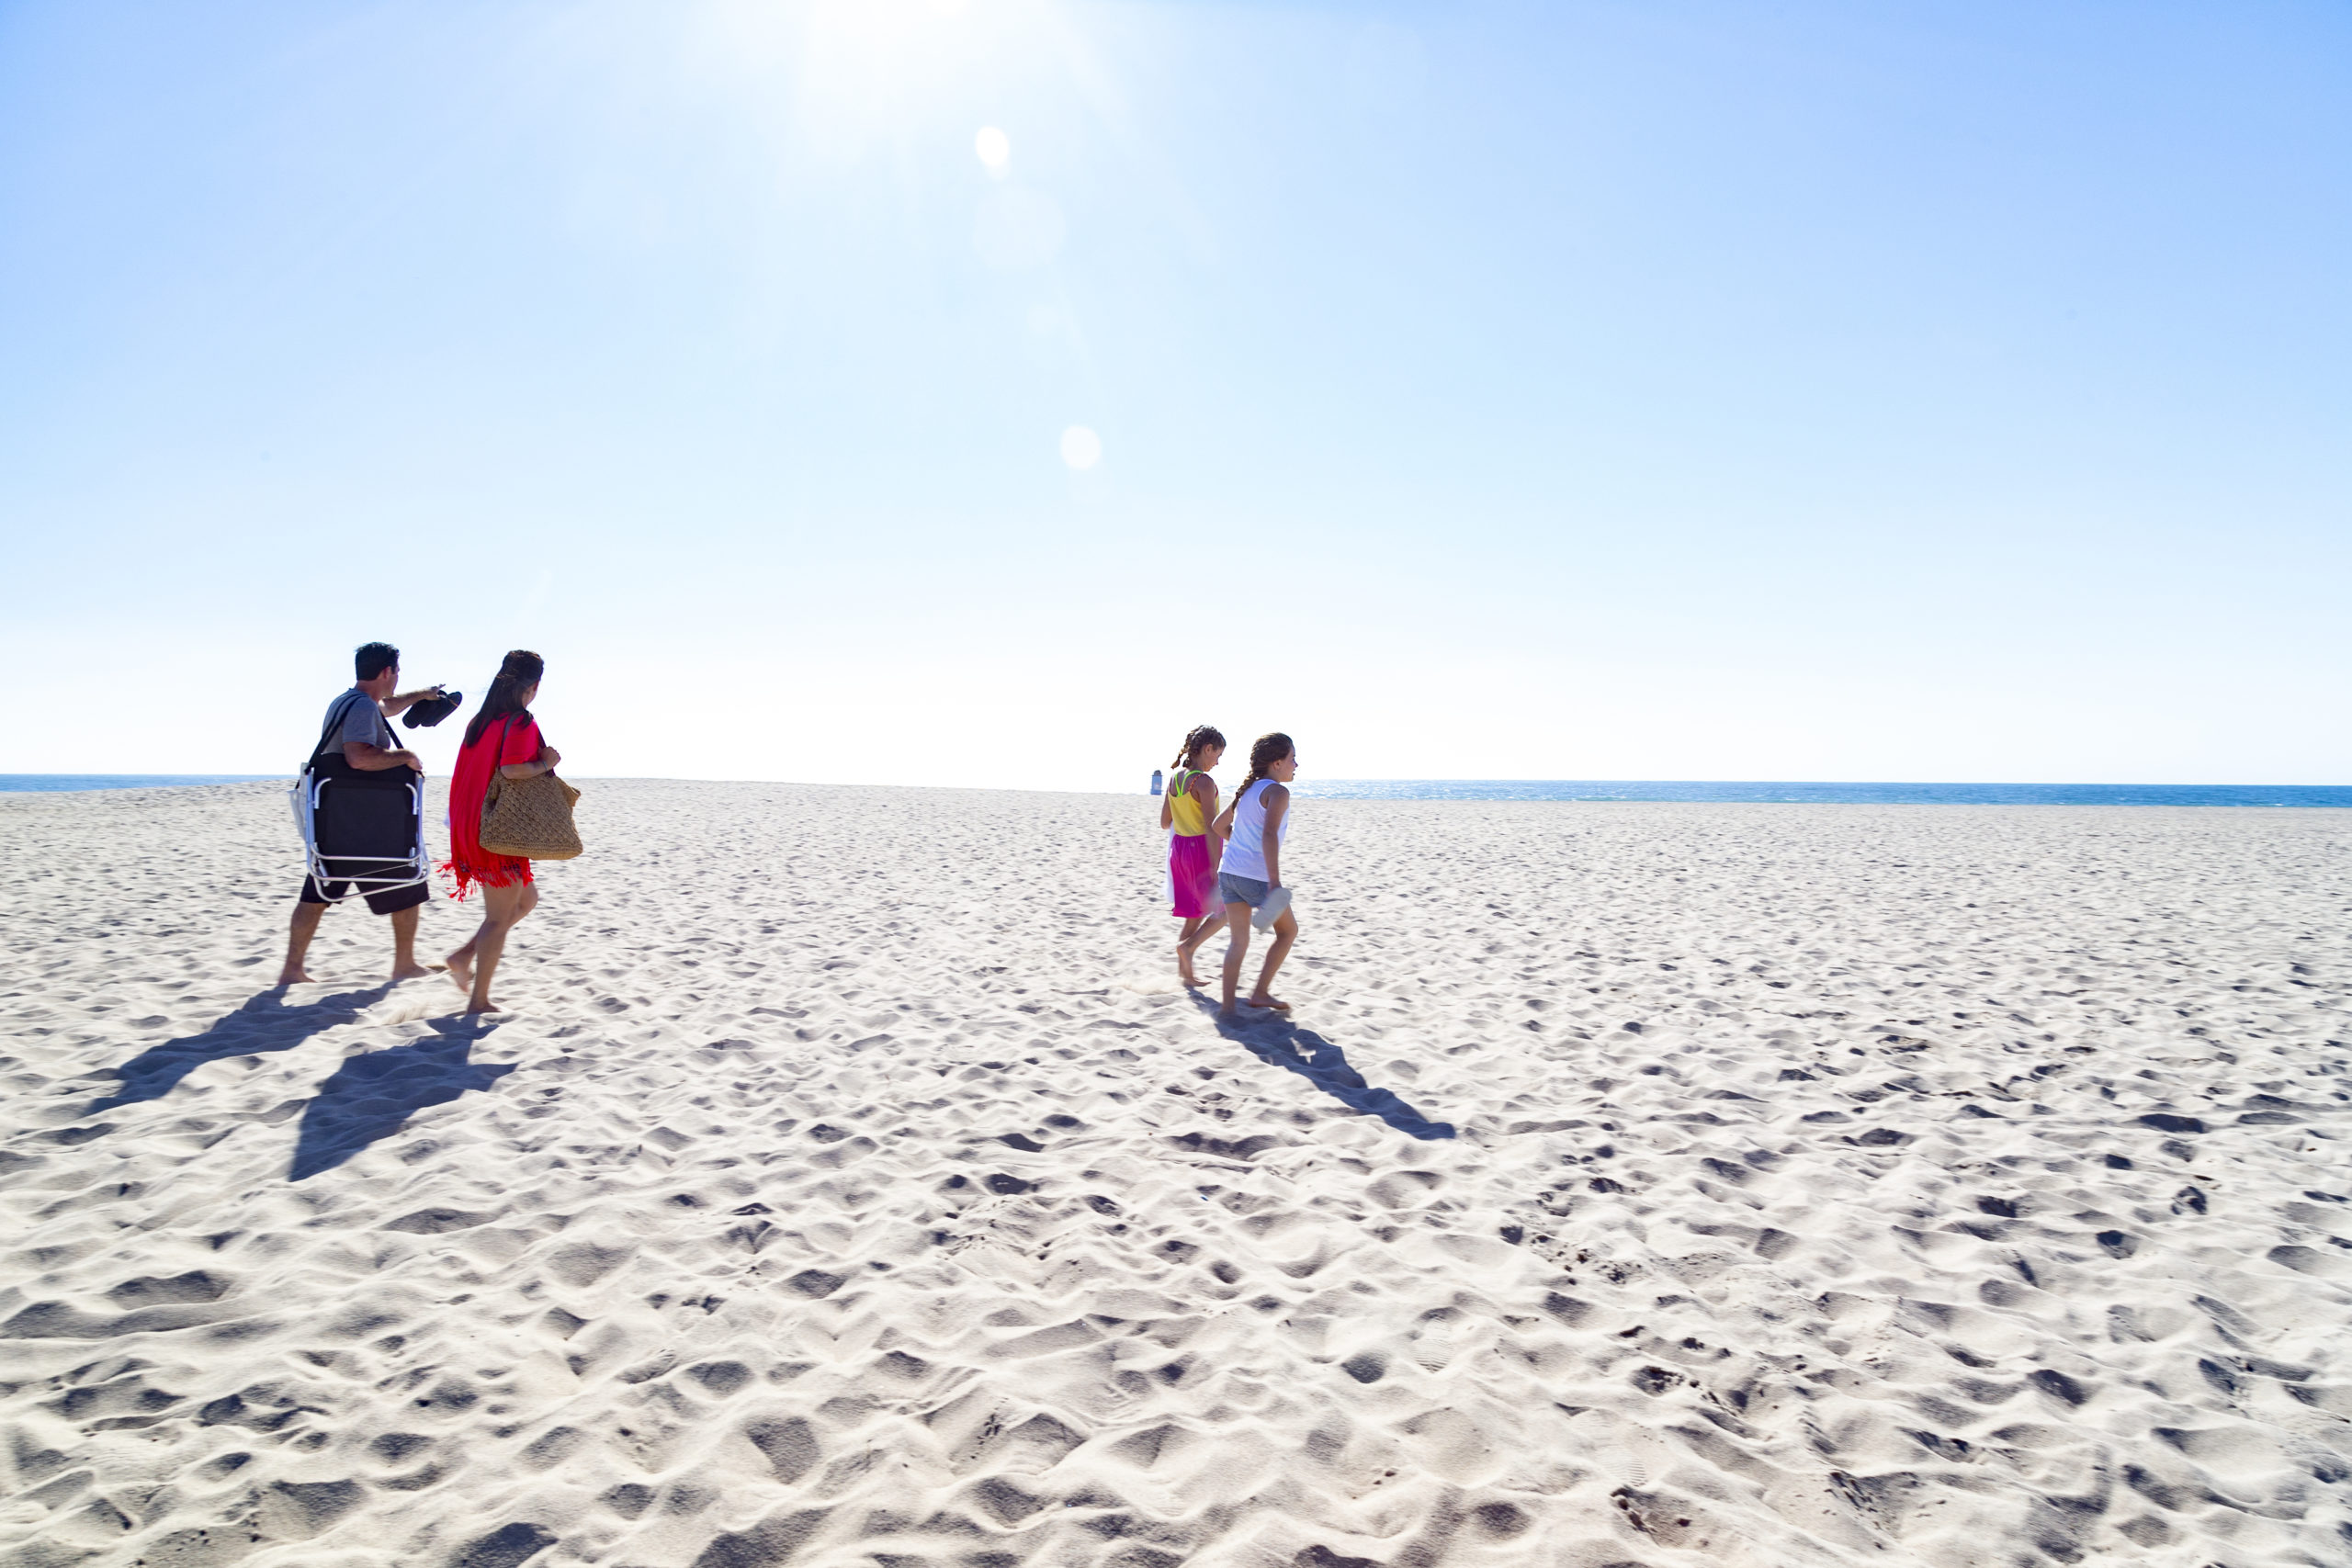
[1220,776,1283,880]
[1211,732,1300,1019]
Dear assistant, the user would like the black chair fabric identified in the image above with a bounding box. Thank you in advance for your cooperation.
[313,776,421,865]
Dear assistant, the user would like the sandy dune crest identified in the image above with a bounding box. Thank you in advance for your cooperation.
[2,782,2348,1566]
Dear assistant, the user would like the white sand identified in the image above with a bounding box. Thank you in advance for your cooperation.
[2,780,2349,1568]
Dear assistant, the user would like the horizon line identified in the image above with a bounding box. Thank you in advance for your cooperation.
[4,773,2347,791]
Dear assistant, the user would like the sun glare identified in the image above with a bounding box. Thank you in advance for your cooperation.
[975,125,1011,172]
[704,0,1016,151]
[1060,425,1102,469]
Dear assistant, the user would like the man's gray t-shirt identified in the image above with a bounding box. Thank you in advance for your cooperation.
[322,688,394,760]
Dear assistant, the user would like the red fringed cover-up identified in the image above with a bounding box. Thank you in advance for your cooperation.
[444,715,544,897]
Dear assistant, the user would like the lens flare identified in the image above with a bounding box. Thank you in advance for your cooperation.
[975,126,1011,172]
[1060,425,1102,469]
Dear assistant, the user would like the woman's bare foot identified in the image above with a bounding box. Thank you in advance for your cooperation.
[445,951,475,992]
[390,962,434,983]
[464,999,503,1016]
[274,964,312,987]
[1244,994,1292,1012]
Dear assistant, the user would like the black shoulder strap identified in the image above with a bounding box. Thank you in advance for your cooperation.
[305,691,364,773]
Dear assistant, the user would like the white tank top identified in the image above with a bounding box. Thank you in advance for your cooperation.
[1221,778,1286,880]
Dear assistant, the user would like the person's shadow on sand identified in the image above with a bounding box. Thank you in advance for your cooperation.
[89,985,393,1115]
[289,1019,517,1180]
[1191,995,1454,1141]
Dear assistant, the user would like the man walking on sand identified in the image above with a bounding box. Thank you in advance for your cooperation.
[277,642,444,987]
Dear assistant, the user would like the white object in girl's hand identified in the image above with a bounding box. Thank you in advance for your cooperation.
[1252,886,1293,931]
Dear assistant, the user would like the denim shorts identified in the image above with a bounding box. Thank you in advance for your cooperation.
[1219,872,1271,908]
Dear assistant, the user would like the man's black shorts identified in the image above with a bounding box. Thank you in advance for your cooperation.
[300,868,430,916]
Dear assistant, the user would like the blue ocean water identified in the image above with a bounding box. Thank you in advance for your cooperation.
[1288,779,2352,807]
[0,775,277,792]
[9,775,2346,807]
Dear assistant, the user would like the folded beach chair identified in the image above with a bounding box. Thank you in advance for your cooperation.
[288,694,431,902]
[290,771,429,901]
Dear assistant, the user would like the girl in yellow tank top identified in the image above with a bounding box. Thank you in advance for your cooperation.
[1159,725,1227,985]
[1166,769,1212,835]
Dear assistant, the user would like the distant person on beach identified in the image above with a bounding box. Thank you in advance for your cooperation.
[1160,725,1227,987]
[1213,732,1300,1019]
[278,641,445,987]
[444,650,559,1013]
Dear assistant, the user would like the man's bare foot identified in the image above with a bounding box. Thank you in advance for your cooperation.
[446,952,474,992]
[390,963,433,983]
[275,965,312,987]
[1245,995,1292,1012]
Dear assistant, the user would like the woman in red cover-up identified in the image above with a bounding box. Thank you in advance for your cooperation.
[443,649,559,1013]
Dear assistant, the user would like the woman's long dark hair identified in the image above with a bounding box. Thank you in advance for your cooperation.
[463,649,545,749]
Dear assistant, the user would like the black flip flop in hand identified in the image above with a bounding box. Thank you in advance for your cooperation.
[402,689,464,728]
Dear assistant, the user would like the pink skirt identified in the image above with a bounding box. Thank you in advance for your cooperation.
[1168,832,1218,919]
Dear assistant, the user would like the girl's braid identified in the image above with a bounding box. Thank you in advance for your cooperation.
[1231,731,1294,810]
[1170,724,1226,773]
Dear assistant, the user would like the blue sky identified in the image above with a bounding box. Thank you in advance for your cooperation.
[4,0,2346,786]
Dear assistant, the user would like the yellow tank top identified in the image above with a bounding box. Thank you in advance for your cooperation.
[1167,768,1212,835]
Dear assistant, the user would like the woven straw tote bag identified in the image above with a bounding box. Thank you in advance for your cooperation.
[479,715,583,860]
